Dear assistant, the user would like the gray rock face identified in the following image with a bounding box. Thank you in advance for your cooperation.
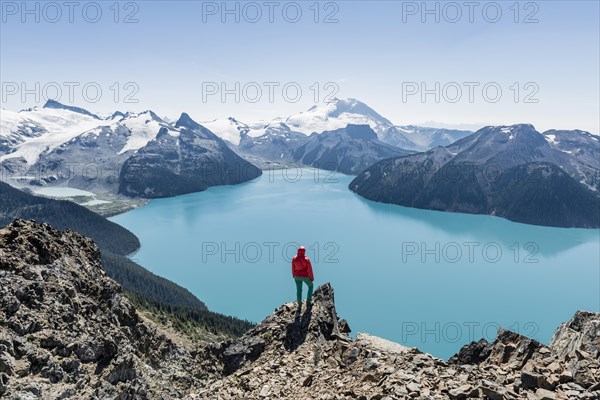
[543,129,600,192]
[0,118,48,155]
[193,287,600,400]
[30,125,131,194]
[449,328,545,369]
[292,124,413,175]
[235,123,414,175]
[236,122,307,162]
[550,310,600,359]
[1,220,599,399]
[448,317,600,398]
[381,125,473,152]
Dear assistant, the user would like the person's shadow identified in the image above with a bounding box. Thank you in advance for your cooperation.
[283,305,312,352]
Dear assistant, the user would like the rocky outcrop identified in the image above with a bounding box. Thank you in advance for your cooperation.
[0,220,214,399]
[449,324,600,399]
[190,290,600,400]
[550,311,600,359]
[1,220,599,399]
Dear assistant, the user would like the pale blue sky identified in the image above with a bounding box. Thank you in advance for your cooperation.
[1,0,599,132]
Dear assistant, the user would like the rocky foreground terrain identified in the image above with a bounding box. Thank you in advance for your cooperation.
[0,220,598,399]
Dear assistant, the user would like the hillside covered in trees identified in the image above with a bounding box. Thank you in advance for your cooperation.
[0,182,252,337]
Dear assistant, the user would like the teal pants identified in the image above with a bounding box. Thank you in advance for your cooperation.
[294,277,313,304]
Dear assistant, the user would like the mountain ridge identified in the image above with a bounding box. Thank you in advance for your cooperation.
[204,97,474,152]
[0,181,219,314]
[350,124,600,228]
[291,124,413,175]
[1,104,262,200]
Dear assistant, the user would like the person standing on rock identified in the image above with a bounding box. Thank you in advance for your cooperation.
[292,246,314,308]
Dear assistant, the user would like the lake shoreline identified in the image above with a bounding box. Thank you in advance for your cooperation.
[110,168,600,359]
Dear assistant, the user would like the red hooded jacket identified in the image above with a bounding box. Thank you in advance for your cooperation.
[292,247,314,281]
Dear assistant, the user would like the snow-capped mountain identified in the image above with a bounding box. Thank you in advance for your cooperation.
[204,98,472,153]
[278,98,395,135]
[1,102,176,169]
[200,117,252,146]
[237,122,307,162]
[4,100,596,209]
[43,99,102,119]
[0,104,104,165]
[0,101,261,198]
[443,125,600,192]
[118,113,261,198]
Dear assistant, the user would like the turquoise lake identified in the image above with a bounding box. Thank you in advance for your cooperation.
[110,168,600,359]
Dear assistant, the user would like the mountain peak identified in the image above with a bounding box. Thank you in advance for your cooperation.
[339,124,378,140]
[110,111,127,121]
[175,112,201,130]
[42,99,101,119]
[320,98,393,124]
[498,123,536,132]
[472,124,541,143]
[145,110,164,122]
[299,98,386,119]
[479,123,537,134]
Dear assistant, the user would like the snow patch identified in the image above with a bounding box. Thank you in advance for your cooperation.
[82,199,112,206]
[118,111,169,154]
[32,187,95,198]
[500,127,515,139]
[0,108,103,164]
[201,118,249,145]
[545,134,558,144]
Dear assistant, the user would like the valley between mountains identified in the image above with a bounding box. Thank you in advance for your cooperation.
[1,98,598,227]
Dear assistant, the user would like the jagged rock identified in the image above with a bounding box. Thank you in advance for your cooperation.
[480,383,506,400]
[0,220,212,399]
[451,328,545,372]
[107,354,136,384]
[339,319,351,334]
[448,384,477,399]
[0,372,9,396]
[533,388,557,400]
[222,336,266,375]
[449,338,491,364]
[550,311,600,359]
[521,370,554,390]
[193,283,599,400]
[0,351,14,375]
